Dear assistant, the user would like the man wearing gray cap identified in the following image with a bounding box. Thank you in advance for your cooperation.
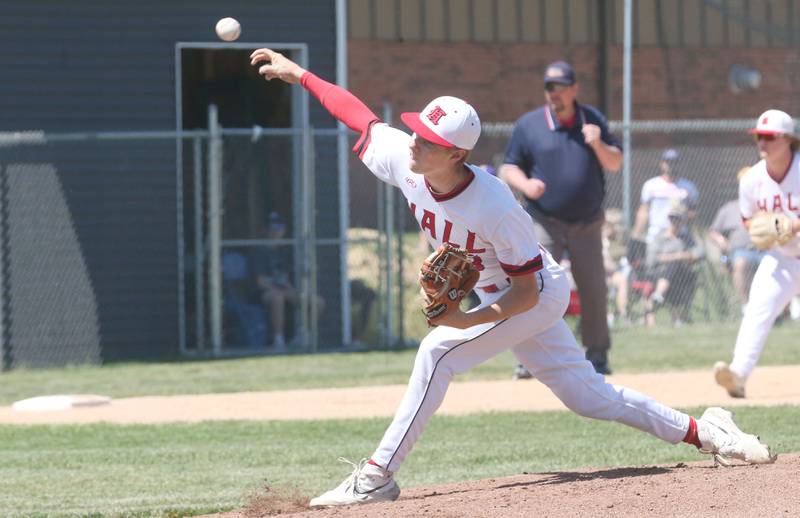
[502,60,623,376]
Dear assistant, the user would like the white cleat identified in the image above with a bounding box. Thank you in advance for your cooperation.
[309,458,400,507]
[697,407,776,467]
[713,361,746,398]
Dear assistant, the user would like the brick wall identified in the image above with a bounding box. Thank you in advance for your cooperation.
[346,40,800,227]
[349,40,800,122]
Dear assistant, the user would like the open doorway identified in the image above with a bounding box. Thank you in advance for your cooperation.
[176,43,308,353]
[180,46,294,239]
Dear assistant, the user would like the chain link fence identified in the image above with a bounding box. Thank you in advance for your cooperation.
[348,118,778,344]
[473,119,773,331]
[0,117,785,368]
[0,131,186,369]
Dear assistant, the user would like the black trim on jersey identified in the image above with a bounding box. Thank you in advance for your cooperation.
[501,254,543,276]
[386,318,509,469]
[353,118,381,158]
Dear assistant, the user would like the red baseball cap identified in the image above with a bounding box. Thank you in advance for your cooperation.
[401,96,481,150]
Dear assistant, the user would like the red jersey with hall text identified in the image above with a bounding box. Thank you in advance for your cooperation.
[359,123,544,289]
[739,152,800,256]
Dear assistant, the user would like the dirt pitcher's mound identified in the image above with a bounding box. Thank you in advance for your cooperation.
[210,454,799,518]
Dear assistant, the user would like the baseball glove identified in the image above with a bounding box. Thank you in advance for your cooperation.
[748,211,794,250]
[419,243,480,326]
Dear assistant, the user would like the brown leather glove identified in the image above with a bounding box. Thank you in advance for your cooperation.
[419,244,480,326]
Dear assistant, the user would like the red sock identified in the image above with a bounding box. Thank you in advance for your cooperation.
[683,416,702,449]
[367,459,382,468]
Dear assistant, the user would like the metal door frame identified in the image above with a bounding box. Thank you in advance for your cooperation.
[174,42,309,355]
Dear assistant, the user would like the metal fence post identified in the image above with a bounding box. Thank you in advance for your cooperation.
[0,163,5,370]
[193,136,205,351]
[622,0,633,232]
[338,123,353,347]
[383,102,395,347]
[207,104,223,355]
[396,172,406,347]
[305,124,319,352]
[376,139,386,347]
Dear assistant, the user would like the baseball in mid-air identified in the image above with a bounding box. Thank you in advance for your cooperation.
[215,17,241,42]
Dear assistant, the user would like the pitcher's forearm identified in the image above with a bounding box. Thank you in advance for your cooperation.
[300,72,380,133]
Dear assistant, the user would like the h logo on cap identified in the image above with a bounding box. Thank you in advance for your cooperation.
[426,106,447,125]
[762,116,769,125]
[400,96,481,150]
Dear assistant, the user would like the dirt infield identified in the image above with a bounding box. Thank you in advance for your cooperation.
[201,455,800,518]
[2,365,799,424]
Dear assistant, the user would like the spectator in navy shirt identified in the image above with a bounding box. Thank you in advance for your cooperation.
[502,60,622,377]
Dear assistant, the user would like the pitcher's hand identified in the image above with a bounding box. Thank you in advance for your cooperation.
[250,48,306,84]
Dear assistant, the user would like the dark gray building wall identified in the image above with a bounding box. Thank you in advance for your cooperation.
[0,1,338,131]
[0,1,339,366]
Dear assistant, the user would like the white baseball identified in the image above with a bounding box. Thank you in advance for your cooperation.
[215,17,241,42]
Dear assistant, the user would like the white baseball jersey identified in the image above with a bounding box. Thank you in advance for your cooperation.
[640,176,699,241]
[739,153,800,257]
[354,122,693,474]
[360,123,544,288]
[729,152,800,382]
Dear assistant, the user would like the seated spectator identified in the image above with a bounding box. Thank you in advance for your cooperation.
[350,278,377,343]
[223,250,250,303]
[632,148,700,246]
[708,166,763,313]
[623,237,652,320]
[222,250,267,348]
[603,208,630,326]
[644,201,704,327]
[251,212,325,352]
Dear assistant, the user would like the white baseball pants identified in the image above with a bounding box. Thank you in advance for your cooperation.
[372,259,691,473]
[730,251,800,380]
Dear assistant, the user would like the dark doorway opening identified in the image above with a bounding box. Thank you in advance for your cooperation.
[180,47,295,240]
[180,48,291,130]
[180,46,300,351]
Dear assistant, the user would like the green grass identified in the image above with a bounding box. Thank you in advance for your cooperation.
[1,234,797,517]
[1,322,799,405]
[2,319,798,517]
[1,406,797,518]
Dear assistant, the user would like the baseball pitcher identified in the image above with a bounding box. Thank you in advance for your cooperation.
[249,48,775,508]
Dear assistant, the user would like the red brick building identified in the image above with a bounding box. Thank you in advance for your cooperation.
[347,0,800,122]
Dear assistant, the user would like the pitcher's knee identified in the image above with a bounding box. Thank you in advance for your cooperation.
[551,381,623,419]
[416,336,462,379]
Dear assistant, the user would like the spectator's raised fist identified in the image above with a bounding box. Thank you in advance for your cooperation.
[522,178,547,200]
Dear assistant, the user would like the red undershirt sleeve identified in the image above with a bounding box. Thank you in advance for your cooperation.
[300,71,380,134]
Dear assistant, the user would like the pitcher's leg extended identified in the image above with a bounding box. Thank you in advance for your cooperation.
[515,319,690,442]
[373,310,551,472]
[308,320,526,507]
[513,319,773,465]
